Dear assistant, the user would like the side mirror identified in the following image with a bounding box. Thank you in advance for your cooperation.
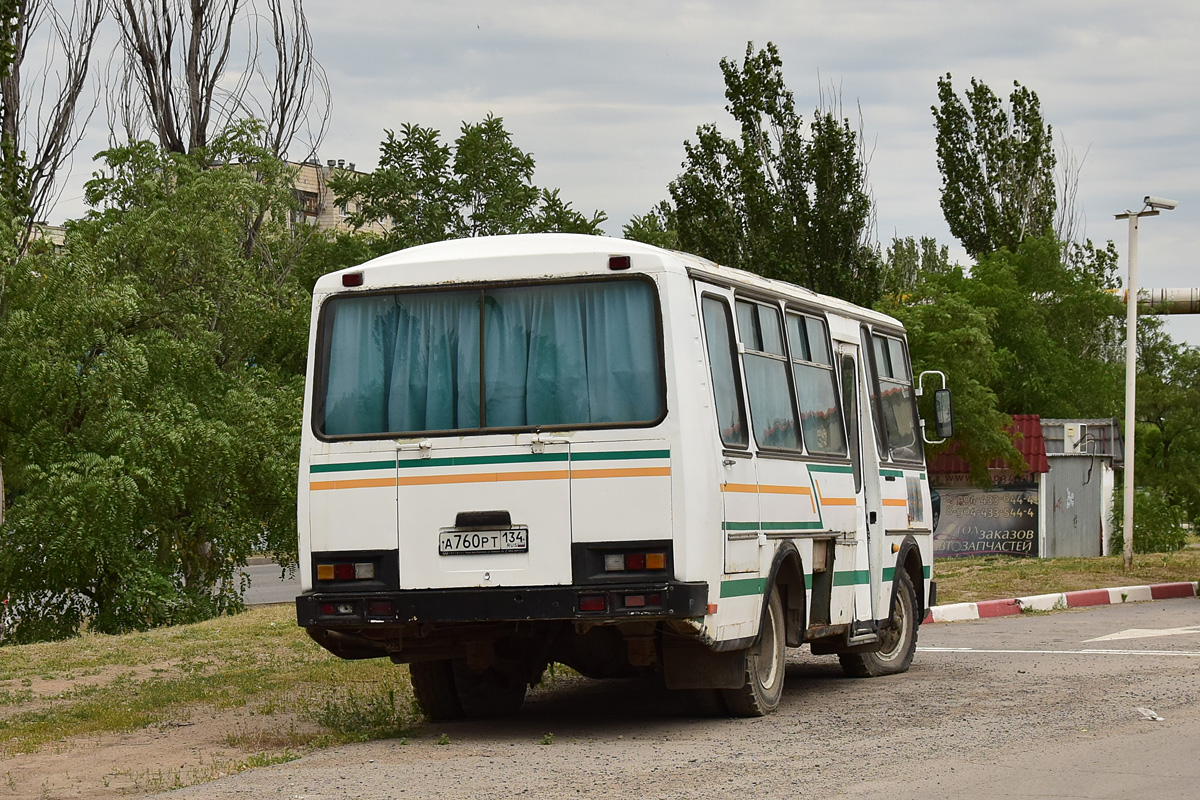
[917,370,954,444]
[934,388,954,439]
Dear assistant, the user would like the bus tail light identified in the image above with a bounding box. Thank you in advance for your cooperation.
[579,594,607,612]
[317,561,375,581]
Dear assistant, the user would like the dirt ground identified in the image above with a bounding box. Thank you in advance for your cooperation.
[0,703,318,799]
[6,599,1200,799]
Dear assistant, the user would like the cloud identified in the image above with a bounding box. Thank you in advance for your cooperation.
[46,0,1200,330]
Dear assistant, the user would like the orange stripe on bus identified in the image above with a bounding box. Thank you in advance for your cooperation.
[312,466,668,491]
[721,483,811,496]
[574,467,671,480]
[310,477,396,491]
[882,498,908,507]
[819,497,857,506]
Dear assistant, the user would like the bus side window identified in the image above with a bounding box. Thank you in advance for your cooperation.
[871,334,922,462]
[841,354,862,494]
[786,312,846,457]
[701,296,748,448]
[736,300,800,451]
[861,327,889,460]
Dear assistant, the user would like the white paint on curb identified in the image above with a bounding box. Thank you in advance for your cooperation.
[1108,585,1153,603]
[931,602,979,623]
[1015,592,1066,612]
[926,582,1197,624]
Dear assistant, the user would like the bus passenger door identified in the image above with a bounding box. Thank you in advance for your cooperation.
[851,337,886,627]
[696,285,758,573]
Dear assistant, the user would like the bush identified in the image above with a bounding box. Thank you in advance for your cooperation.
[1111,487,1189,554]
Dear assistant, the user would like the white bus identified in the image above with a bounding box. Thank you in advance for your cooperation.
[296,234,951,719]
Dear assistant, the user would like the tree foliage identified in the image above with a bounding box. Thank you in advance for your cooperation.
[664,41,880,306]
[880,234,1123,482]
[331,114,606,253]
[1134,320,1200,525]
[932,74,1056,258]
[0,123,309,642]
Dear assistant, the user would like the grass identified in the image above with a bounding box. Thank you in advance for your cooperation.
[933,548,1200,605]
[0,604,421,757]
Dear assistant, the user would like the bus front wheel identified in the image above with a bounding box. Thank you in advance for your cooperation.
[839,568,918,678]
[721,585,786,717]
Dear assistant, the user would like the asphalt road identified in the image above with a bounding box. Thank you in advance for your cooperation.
[164,597,1200,799]
[239,561,300,606]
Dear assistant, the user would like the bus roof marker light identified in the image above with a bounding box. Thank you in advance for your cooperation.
[608,255,631,271]
[342,272,364,287]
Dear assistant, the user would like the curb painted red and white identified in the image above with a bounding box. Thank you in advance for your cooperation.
[922,581,1200,624]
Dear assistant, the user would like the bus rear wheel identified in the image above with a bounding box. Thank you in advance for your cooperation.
[721,585,785,717]
[451,660,528,718]
[409,660,464,721]
[839,568,918,678]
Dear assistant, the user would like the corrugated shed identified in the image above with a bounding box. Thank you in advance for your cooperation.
[928,413,1049,476]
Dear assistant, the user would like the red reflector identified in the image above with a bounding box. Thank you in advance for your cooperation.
[647,593,662,607]
[367,600,393,616]
[624,595,645,608]
[319,603,335,615]
[625,553,646,571]
[579,594,606,612]
[333,563,355,580]
[608,255,631,271]
[342,272,364,287]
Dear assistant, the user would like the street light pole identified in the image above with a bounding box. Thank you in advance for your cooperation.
[1115,196,1178,571]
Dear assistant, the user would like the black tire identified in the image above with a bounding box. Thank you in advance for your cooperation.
[409,660,464,721]
[451,660,528,718]
[721,585,786,717]
[839,568,919,678]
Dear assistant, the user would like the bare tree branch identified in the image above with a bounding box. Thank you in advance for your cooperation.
[1,0,102,251]
[112,0,327,160]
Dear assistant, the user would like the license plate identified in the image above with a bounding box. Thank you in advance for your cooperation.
[438,526,528,555]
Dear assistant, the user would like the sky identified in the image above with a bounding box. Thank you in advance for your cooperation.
[49,0,1200,339]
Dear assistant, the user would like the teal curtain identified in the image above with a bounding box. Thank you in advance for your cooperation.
[484,282,660,427]
[321,280,661,436]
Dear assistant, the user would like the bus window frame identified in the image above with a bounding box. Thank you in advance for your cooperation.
[700,292,751,452]
[861,325,924,466]
[311,273,669,442]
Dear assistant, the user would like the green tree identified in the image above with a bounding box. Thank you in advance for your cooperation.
[0,124,308,642]
[960,235,1123,418]
[882,236,951,297]
[622,201,678,250]
[932,74,1057,258]
[1135,320,1200,525]
[665,41,880,306]
[878,268,1020,483]
[332,114,605,252]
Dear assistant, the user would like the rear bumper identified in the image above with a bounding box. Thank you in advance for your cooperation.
[295,581,709,628]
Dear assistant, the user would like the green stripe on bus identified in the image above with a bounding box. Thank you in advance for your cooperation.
[721,521,825,533]
[882,565,933,581]
[761,520,824,531]
[572,449,670,462]
[311,459,396,474]
[833,570,870,586]
[880,468,904,477]
[723,565,931,599]
[720,578,767,598]
[807,464,854,474]
[312,448,669,473]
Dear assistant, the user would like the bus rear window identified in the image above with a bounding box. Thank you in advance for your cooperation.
[318,279,664,437]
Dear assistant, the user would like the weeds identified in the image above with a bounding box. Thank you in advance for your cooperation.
[306,685,419,742]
